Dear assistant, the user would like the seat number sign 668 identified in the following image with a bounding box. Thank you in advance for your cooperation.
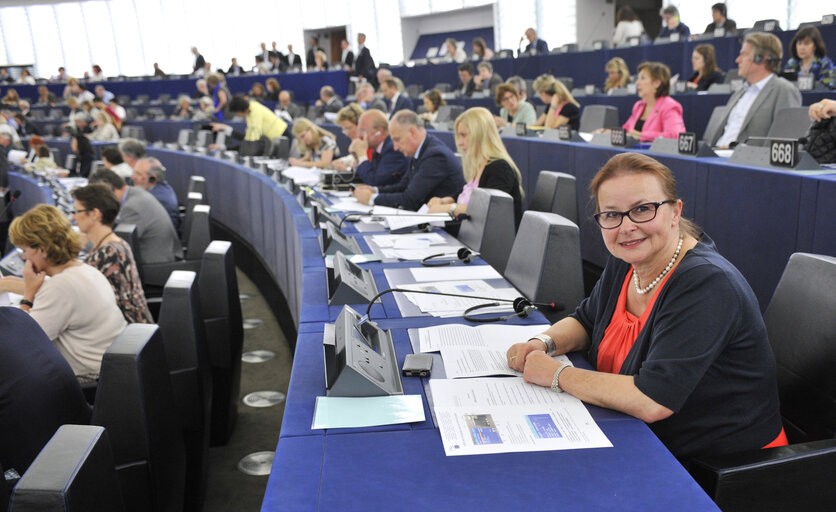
[769,139,798,168]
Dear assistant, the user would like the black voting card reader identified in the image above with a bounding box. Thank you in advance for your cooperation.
[326,251,379,305]
[323,305,404,397]
[402,353,433,378]
[319,222,363,256]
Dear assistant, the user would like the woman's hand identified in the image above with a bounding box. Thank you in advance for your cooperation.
[809,99,836,121]
[627,129,642,139]
[427,196,453,207]
[522,351,563,387]
[685,81,698,90]
[426,202,453,214]
[288,157,304,167]
[506,338,550,372]
[494,115,506,128]
[22,260,45,298]
[0,276,24,295]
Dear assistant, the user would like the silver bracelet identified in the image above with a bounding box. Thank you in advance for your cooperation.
[551,365,570,392]
[529,334,556,356]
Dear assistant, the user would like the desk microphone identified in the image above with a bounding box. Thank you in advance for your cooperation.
[361,287,563,324]
[0,190,21,219]
[338,212,453,229]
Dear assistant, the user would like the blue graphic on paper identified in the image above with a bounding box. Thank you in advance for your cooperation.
[526,414,563,439]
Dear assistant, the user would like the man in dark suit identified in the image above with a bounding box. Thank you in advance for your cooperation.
[706,32,801,148]
[380,77,412,119]
[455,63,476,98]
[349,109,410,187]
[355,83,387,112]
[306,36,324,70]
[520,28,548,56]
[704,3,736,35]
[227,57,245,76]
[257,42,271,64]
[286,44,303,70]
[340,39,355,70]
[192,46,206,74]
[316,86,344,116]
[132,157,180,232]
[275,91,304,121]
[353,33,377,87]
[352,110,464,211]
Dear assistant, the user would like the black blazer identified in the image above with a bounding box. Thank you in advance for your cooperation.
[354,47,377,85]
[456,80,476,98]
[386,95,413,118]
[688,70,725,91]
[343,51,355,68]
[193,54,205,73]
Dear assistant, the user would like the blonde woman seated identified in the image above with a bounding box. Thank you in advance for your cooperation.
[531,74,562,126]
[171,95,194,120]
[542,80,580,130]
[0,204,127,379]
[604,57,631,93]
[418,89,446,124]
[289,118,339,169]
[427,107,524,228]
[332,103,364,171]
[493,83,537,128]
[89,111,120,142]
[445,38,467,63]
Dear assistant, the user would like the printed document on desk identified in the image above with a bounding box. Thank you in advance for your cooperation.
[440,347,571,378]
[409,265,502,282]
[418,324,550,353]
[401,280,518,317]
[430,378,612,456]
[282,166,322,186]
[372,205,449,231]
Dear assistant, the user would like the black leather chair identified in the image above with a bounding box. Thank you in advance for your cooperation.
[180,192,204,244]
[458,188,515,273]
[690,253,836,512]
[199,241,244,446]
[271,136,291,159]
[113,223,141,280]
[526,171,578,224]
[91,324,186,512]
[158,271,212,512]
[579,105,620,132]
[187,175,207,200]
[141,204,212,288]
[9,425,125,512]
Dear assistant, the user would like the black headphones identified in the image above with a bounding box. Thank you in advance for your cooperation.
[463,297,563,323]
[421,247,474,267]
[752,52,778,65]
[148,175,157,183]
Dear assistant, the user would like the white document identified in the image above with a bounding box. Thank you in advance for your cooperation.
[371,205,449,232]
[380,245,464,261]
[440,348,571,378]
[429,377,612,456]
[329,198,373,213]
[418,324,551,353]
[401,280,518,317]
[409,265,502,282]
[0,292,22,307]
[370,232,447,249]
[282,166,322,186]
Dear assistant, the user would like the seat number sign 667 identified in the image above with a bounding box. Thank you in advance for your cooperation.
[769,139,798,168]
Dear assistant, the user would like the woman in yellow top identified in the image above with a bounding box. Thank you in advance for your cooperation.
[210,94,288,150]
[289,118,339,169]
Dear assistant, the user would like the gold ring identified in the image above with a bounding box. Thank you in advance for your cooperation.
[509,355,517,362]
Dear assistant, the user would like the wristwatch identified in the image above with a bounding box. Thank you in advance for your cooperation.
[530,334,556,356]
[449,203,457,216]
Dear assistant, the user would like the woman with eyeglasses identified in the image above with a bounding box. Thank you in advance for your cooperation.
[289,118,338,169]
[493,83,536,128]
[0,204,127,381]
[506,152,785,460]
[331,103,364,172]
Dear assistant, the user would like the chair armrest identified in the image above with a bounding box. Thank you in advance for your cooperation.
[690,439,836,512]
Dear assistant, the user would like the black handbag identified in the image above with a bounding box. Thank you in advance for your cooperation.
[805,117,836,163]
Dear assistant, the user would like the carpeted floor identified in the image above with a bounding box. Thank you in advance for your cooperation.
[202,269,293,512]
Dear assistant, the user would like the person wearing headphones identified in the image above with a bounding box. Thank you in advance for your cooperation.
[705,32,801,148]
[131,156,180,232]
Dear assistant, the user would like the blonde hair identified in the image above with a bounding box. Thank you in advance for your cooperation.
[9,204,82,265]
[605,57,630,90]
[532,74,558,96]
[454,107,524,198]
[292,118,335,155]
[552,79,579,107]
[336,103,364,125]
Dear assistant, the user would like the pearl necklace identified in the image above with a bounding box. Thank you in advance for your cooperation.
[633,234,683,295]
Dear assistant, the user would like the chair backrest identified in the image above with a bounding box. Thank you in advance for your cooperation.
[457,188,516,273]
[406,84,421,98]
[184,204,212,260]
[702,105,728,144]
[527,171,578,224]
[436,105,454,123]
[723,68,740,84]
[177,129,195,147]
[433,82,451,93]
[767,107,813,140]
[504,211,584,322]
[580,105,620,132]
[194,130,213,148]
[91,324,186,512]
[271,136,290,159]
[10,425,125,512]
[187,175,207,199]
[64,154,76,171]
[764,253,836,443]
[0,462,7,512]
[113,223,141,279]
[181,192,203,244]
[198,241,244,445]
[556,77,574,90]
[158,270,212,512]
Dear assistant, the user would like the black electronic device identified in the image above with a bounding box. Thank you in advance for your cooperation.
[323,305,403,397]
[308,199,342,228]
[515,123,527,137]
[0,248,25,277]
[327,251,379,305]
[319,223,363,256]
[610,128,627,147]
[402,353,433,378]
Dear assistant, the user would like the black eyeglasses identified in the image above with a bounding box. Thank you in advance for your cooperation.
[71,208,90,215]
[593,200,676,229]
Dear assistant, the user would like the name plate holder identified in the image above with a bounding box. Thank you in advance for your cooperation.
[648,134,717,157]
[543,126,584,142]
[323,305,403,397]
[728,140,822,171]
[326,251,379,305]
[320,223,363,256]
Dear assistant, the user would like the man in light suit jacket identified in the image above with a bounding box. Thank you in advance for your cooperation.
[352,110,464,211]
[380,78,413,119]
[707,32,801,148]
[89,169,183,264]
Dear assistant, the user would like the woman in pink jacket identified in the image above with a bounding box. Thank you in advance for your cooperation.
[623,62,685,142]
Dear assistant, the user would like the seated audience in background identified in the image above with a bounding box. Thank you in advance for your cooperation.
[132,157,180,232]
[704,3,736,35]
[1,88,19,105]
[24,135,46,163]
[265,78,281,101]
[506,152,785,459]
[331,103,365,171]
[90,64,105,80]
[18,69,36,85]
[193,78,210,99]
[506,75,531,104]
[109,97,126,120]
[119,137,146,170]
[687,44,725,91]
[455,63,476,98]
[88,169,183,265]
[89,111,120,142]
[352,110,465,210]
[658,5,690,40]
[604,57,631,92]
[428,107,523,228]
[494,83,537,128]
[380,77,413,118]
[192,96,216,121]
[419,88,446,124]
[0,307,92,477]
[227,57,245,76]
[0,68,13,84]
[520,27,548,56]
[785,26,835,90]
[532,74,560,125]
[613,5,645,46]
[543,80,581,130]
[809,98,836,121]
[71,132,95,177]
[306,36,324,69]
[71,184,153,324]
[290,118,338,168]
[348,109,410,187]
[313,50,329,72]
[472,37,494,60]
[172,95,194,119]
[622,62,685,142]
[94,84,114,104]
[445,38,467,63]
[211,95,288,151]
[706,32,801,148]
[249,82,267,101]
[18,100,31,117]
[93,97,122,131]
[473,61,503,95]
[355,82,387,112]
[274,91,304,121]
[62,77,78,100]
[207,72,231,121]
[316,85,344,116]
[36,85,57,105]
[32,145,58,171]
[14,113,40,137]
[102,147,134,180]
[0,204,127,378]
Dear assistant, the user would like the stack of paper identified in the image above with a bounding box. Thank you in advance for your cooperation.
[369,233,462,261]
[282,166,322,186]
[329,198,373,213]
[400,279,518,318]
[357,205,449,232]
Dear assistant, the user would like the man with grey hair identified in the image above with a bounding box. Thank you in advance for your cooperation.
[352,110,464,210]
[473,61,503,95]
[355,83,386,112]
[118,137,146,170]
[316,85,344,115]
[506,76,529,102]
[132,156,180,231]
